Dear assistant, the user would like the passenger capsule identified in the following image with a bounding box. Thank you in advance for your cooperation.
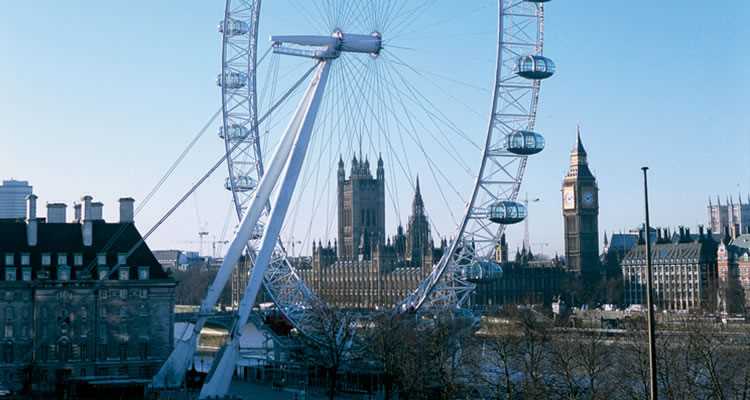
[516,55,556,80]
[219,124,250,141]
[488,201,527,225]
[462,260,503,283]
[218,19,249,36]
[507,130,545,155]
[225,176,257,192]
[217,71,248,89]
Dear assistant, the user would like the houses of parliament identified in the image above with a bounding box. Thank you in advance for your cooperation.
[297,155,444,309]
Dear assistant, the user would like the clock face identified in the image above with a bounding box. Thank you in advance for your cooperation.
[563,188,575,209]
[582,191,594,206]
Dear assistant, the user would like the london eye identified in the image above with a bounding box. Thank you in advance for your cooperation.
[153,0,555,396]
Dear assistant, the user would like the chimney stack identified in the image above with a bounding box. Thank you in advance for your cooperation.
[26,194,38,246]
[118,197,135,223]
[81,195,94,247]
[90,202,104,221]
[47,203,67,223]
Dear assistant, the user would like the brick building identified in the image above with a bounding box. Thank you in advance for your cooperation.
[717,233,750,313]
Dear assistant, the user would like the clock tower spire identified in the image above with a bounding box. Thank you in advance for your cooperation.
[562,127,600,277]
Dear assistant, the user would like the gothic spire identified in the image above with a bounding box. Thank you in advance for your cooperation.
[575,124,587,156]
[412,176,424,215]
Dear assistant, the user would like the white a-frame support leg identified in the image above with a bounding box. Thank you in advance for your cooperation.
[150,62,327,390]
[199,60,332,398]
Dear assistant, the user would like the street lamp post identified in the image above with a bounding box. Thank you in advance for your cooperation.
[642,167,658,400]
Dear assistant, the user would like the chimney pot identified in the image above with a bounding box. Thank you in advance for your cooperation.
[26,194,38,221]
[81,195,94,246]
[81,195,93,221]
[73,202,82,223]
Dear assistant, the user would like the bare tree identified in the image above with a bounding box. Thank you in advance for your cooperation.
[466,320,521,400]
[515,308,552,399]
[296,301,359,400]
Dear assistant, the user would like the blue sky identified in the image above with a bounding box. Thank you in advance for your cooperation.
[0,1,748,256]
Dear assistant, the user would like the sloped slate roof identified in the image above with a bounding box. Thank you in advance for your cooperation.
[0,220,168,280]
[624,241,708,265]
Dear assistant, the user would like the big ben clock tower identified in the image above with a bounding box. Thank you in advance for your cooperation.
[562,128,600,276]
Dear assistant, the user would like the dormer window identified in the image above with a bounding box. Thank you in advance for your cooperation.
[4,254,13,267]
[41,254,51,266]
[97,253,107,266]
[20,254,29,266]
[73,254,83,266]
[57,254,67,266]
[117,253,127,265]
[118,267,129,281]
[57,265,71,281]
[138,266,149,281]
[21,268,31,282]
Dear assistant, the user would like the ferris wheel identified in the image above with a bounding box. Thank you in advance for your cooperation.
[153,0,555,395]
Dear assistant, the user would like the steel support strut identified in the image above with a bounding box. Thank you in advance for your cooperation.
[199,60,331,398]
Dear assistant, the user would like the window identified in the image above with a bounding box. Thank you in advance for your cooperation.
[98,266,108,280]
[117,253,127,265]
[3,254,13,266]
[41,254,51,266]
[20,254,29,266]
[97,253,107,266]
[73,254,83,266]
[140,342,149,360]
[57,266,71,281]
[57,253,67,266]
[138,266,149,280]
[3,342,12,363]
[80,343,87,361]
[4,324,12,338]
[119,289,127,299]
[21,268,31,282]
[139,289,148,299]
[118,268,129,281]
[4,268,15,281]
[119,342,128,361]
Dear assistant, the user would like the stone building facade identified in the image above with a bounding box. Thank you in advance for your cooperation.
[298,156,444,309]
[0,194,175,393]
[709,195,750,237]
[622,227,718,311]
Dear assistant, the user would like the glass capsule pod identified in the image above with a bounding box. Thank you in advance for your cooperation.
[225,175,257,192]
[516,55,556,80]
[462,260,503,283]
[507,130,545,155]
[216,71,248,89]
[218,19,249,37]
[218,124,250,141]
[488,201,527,225]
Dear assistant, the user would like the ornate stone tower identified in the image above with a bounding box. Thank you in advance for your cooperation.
[337,154,386,259]
[405,177,432,272]
[562,128,600,276]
